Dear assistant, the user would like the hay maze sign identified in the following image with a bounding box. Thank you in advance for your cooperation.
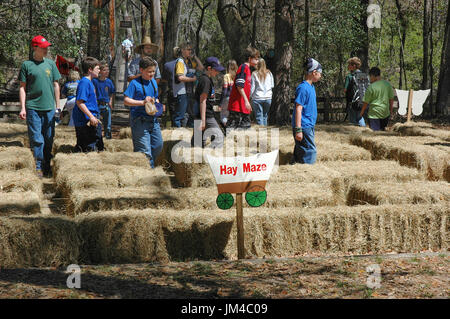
[206,151,278,259]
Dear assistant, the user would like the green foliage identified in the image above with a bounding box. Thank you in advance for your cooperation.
[0,0,89,66]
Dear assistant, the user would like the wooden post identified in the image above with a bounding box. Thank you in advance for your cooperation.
[407,89,413,122]
[236,193,245,259]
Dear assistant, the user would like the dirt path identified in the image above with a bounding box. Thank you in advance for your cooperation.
[0,252,447,299]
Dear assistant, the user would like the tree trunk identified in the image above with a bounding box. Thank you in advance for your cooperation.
[436,0,450,114]
[217,0,253,63]
[304,0,310,62]
[141,3,150,40]
[421,0,429,90]
[356,0,369,73]
[195,1,212,56]
[150,0,163,58]
[395,0,408,89]
[268,0,294,126]
[163,0,182,63]
[88,0,102,58]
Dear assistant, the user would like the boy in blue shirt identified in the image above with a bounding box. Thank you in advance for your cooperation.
[123,56,163,168]
[73,57,104,152]
[291,58,323,164]
[93,63,115,139]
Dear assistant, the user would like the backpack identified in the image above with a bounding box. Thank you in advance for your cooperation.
[349,70,370,111]
[162,59,178,88]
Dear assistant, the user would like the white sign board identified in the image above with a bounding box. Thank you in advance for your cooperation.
[396,89,430,116]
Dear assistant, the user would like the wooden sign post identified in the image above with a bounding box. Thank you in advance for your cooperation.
[235,193,245,259]
[407,89,413,123]
[206,150,279,260]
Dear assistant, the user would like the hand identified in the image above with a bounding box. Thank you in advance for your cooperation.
[144,96,153,104]
[199,120,206,131]
[295,132,303,142]
[163,104,166,112]
[109,103,113,110]
[19,109,26,120]
[359,112,364,118]
[245,101,252,112]
[89,116,99,127]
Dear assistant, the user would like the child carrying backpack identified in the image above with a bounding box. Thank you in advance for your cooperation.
[344,57,369,127]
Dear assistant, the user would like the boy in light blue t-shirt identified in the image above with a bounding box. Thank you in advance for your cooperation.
[291,58,323,164]
[123,56,163,168]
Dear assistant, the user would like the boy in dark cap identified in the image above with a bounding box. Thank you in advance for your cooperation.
[291,58,322,164]
[191,57,225,148]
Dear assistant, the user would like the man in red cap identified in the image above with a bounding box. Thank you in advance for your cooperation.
[19,35,61,178]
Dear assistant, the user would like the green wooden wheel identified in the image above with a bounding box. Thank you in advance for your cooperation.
[216,192,234,210]
[245,185,267,207]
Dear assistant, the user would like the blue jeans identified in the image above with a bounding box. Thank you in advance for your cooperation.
[131,116,163,168]
[252,99,271,126]
[173,93,188,128]
[292,127,316,164]
[26,108,55,172]
[348,107,366,126]
[99,105,112,134]
[369,117,389,131]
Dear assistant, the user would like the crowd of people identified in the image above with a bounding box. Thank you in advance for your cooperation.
[18,34,395,177]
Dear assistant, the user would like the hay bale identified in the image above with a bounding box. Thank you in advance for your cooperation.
[347,181,450,206]
[0,123,28,147]
[116,166,171,189]
[67,187,184,216]
[392,122,450,142]
[118,127,132,139]
[53,138,77,154]
[75,204,448,263]
[104,139,134,152]
[0,191,41,216]
[0,169,43,196]
[0,146,35,171]
[265,182,340,207]
[323,160,425,200]
[55,168,120,198]
[277,136,371,165]
[170,146,210,187]
[0,215,80,268]
[350,134,450,181]
[316,140,371,162]
[99,151,150,167]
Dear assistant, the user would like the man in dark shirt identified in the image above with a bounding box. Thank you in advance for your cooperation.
[191,57,225,148]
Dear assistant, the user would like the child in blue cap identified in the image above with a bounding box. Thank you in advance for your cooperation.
[291,58,322,164]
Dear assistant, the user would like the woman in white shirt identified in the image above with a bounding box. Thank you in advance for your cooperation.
[251,58,274,126]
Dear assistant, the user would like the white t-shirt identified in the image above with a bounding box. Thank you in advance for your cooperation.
[251,71,274,100]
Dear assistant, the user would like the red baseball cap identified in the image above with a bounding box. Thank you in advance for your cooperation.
[31,35,51,48]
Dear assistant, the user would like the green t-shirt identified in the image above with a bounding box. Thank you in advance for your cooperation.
[362,79,394,119]
[19,58,61,111]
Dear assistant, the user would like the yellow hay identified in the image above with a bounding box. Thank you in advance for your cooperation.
[0,191,41,216]
[0,146,35,171]
[75,204,448,263]
[392,122,450,142]
[350,134,450,182]
[0,215,80,268]
[0,169,43,196]
[347,181,450,206]
[104,139,134,152]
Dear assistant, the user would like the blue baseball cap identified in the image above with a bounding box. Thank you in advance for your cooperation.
[205,57,225,72]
